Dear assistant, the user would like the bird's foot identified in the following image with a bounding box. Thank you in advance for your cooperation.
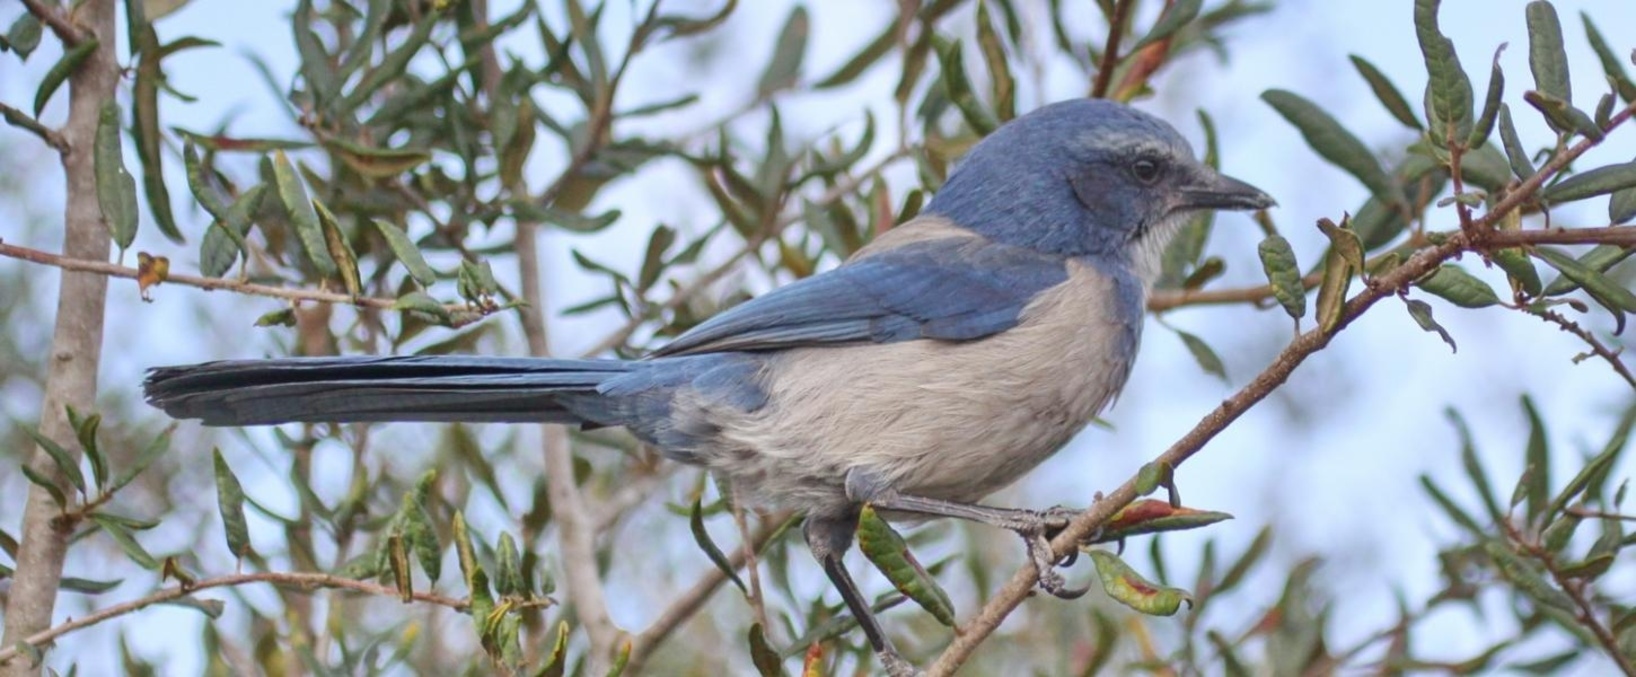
[879,649,924,677]
[1013,506,1090,599]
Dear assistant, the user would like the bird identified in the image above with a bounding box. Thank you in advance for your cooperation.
[144,98,1273,676]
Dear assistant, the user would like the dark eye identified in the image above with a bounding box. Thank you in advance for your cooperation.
[1131,158,1162,184]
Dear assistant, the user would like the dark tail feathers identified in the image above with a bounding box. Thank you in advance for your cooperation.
[143,355,633,426]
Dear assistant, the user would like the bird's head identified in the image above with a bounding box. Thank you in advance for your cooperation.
[924,99,1274,281]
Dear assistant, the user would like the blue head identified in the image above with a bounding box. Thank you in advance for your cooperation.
[924,99,1273,278]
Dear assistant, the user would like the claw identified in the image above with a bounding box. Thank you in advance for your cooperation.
[1021,530,1088,598]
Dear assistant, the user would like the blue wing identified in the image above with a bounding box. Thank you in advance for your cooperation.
[652,234,1069,357]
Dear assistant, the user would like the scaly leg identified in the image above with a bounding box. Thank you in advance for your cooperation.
[803,515,923,677]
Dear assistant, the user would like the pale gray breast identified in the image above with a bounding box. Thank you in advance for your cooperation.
[702,258,1142,516]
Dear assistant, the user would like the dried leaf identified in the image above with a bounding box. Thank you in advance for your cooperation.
[136,252,169,301]
[757,5,808,98]
[1404,298,1457,352]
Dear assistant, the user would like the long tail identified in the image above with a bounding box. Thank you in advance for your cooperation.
[143,356,635,426]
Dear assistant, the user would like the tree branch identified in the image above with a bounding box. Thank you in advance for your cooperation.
[0,101,68,152]
[18,0,85,45]
[0,571,476,666]
[1,2,120,673]
[1089,0,1135,99]
[0,239,489,325]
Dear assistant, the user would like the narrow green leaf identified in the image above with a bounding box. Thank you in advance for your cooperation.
[689,496,747,594]
[1447,409,1504,524]
[94,102,139,252]
[314,199,361,295]
[1493,248,1542,297]
[173,129,313,153]
[199,185,263,278]
[1350,55,1422,130]
[24,427,84,497]
[652,0,738,39]
[269,150,337,277]
[1582,12,1636,103]
[1524,90,1602,140]
[1405,298,1457,352]
[1262,89,1396,205]
[1483,541,1575,611]
[1215,527,1272,595]
[1526,2,1571,104]
[1534,245,1636,311]
[1546,409,1634,521]
[1087,550,1191,616]
[59,576,122,594]
[935,38,998,135]
[1421,475,1485,537]
[91,514,159,569]
[160,596,225,619]
[857,505,956,626]
[20,465,68,509]
[108,427,172,495]
[393,291,452,324]
[371,219,437,287]
[748,624,784,677]
[1521,395,1551,526]
[1498,104,1536,180]
[1541,244,1633,295]
[1611,187,1636,225]
[814,23,892,89]
[1175,329,1226,382]
[1315,252,1353,333]
[212,448,252,559]
[975,1,1014,121]
[1417,265,1501,308]
[1468,45,1505,148]
[757,5,809,97]
[132,25,181,242]
[1539,161,1636,205]
[495,533,523,597]
[1131,0,1201,52]
[1414,0,1473,142]
[33,39,98,116]
[512,201,622,233]
[68,408,106,491]
[1257,234,1306,321]
[339,6,441,112]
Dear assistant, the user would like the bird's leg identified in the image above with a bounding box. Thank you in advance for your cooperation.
[803,516,923,677]
[844,470,1090,599]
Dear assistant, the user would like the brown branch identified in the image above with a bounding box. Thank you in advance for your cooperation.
[0,571,475,666]
[18,0,85,45]
[0,100,68,152]
[0,240,490,326]
[625,510,793,673]
[577,147,913,358]
[0,3,119,672]
[927,100,1636,677]
[1530,307,1636,389]
[1089,0,1135,99]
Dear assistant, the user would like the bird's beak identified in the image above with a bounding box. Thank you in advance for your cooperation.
[1176,169,1276,212]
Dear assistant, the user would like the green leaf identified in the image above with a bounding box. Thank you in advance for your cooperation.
[269,150,337,277]
[1414,0,1473,143]
[1498,104,1536,180]
[856,505,956,626]
[1541,244,1633,296]
[393,291,452,324]
[200,185,263,278]
[314,200,361,296]
[1611,187,1636,225]
[1350,55,1422,130]
[1404,298,1457,352]
[160,596,226,619]
[748,624,784,677]
[652,0,738,39]
[371,219,437,287]
[1130,0,1201,52]
[253,307,297,328]
[1493,248,1542,297]
[1483,541,1575,611]
[1262,89,1396,204]
[935,38,998,135]
[1524,90,1601,140]
[1315,251,1353,333]
[1468,46,1505,148]
[20,465,68,509]
[1539,161,1636,205]
[1533,246,1636,312]
[1546,409,1634,521]
[512,201,622,233]
[94,103,139,252]
[339,6,442,112]
[1582,12,1636,103]
[24,427,84,497]
[59,576,122,594]
[91,513,159,569]
[212,448,252,559]
[1316,217,1365,276]
[108,427,172,496]
[1525,1,1571,104]
[1520,395,1551,525]
[68,408,106,491]
[494,532,524,597]
[1087,550,1191,616]
[1175,329,1226,382]
[1447,409,1504,524]
[173,129,313,152]
[33,38,98,116]
[757,5,809,98]
[5,14,42,61]
[975,1,1014,121]
[1257,234,1306,321]
[131,25,182,243]
[688,496,746,594]
[1421,475,1484,537]
[813,23,892,89]
[324,138,431,179]
[1417,265,1501,308]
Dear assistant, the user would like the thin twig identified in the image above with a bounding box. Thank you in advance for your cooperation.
[927,100,1636,677]
[1530,307,1636,389]
[626,510,793,673]
[0,240,490,326]
[1506,521,1636,675]
[0,571,476,665]
[0,100,68,152]
[18,0,85,45]
[1089,0,1135,99]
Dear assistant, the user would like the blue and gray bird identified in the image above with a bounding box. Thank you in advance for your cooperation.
[145,99,1272,675]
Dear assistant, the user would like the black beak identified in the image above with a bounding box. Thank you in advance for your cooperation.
[1176,169,1276,212]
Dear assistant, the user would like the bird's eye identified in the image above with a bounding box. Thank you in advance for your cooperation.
[1131,158,1162,184]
